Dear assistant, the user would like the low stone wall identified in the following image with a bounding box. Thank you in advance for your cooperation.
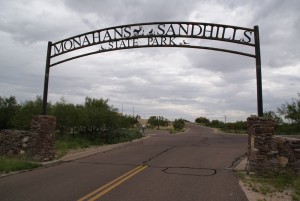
[0,115,56,161]
[273,137,300,169]
[247,116,300,174]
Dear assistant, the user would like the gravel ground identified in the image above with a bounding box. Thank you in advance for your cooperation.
[239,179,293,201]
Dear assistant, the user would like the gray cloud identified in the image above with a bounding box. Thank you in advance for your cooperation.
[63,0,203,25]
[0,0,299,122]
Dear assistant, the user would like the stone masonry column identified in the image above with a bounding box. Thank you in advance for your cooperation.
[29,115,56,161]
[247,116,276,174]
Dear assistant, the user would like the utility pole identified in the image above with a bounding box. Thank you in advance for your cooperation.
[133,106,135,117]
[224,115,227,124]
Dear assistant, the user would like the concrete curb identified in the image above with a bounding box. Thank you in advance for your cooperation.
[233,157,248,171]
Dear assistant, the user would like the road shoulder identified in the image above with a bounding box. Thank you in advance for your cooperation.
[0,135,151,178]
[60,135,151,162]
[233,156,293,201]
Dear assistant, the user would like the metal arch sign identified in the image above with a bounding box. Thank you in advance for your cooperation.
[42,22,263,116]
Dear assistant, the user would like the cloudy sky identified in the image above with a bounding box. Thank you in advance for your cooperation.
[0,0,299,122]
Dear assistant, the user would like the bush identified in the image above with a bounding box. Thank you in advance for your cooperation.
[13,96,43,130]
[195,117,210,124]
[232,121,247,131]
[208,120,225,129]
[278,93,300,124]
[0,156,41,173]
[173,118,185,130]
[148,116,169,129]
[0,96,19,129]
[55,128,143,158]
[276,123,300,135]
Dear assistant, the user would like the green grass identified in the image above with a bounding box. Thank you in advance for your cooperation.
[1,129,143,173]
[293,178,300,201]
[169,128,185,134]
[55,129,143,158]
[148,126,170,130]
[55,134,95,158]
[236,171,300,200]
[0,156,41,174]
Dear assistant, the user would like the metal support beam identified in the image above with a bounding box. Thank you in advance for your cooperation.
[42,23,263,117]
[254,26,263,117]
[42,41,52,115]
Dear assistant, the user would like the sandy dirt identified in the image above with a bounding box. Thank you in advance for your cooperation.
[239,180,293,201]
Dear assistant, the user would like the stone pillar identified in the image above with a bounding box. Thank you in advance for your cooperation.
[247,116,276,174]
[30,115,56,161]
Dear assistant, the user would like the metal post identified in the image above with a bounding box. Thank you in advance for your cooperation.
[254,26,263,117]
[42,41,52,115]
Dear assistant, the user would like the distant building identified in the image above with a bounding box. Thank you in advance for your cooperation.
[137,117,148,126]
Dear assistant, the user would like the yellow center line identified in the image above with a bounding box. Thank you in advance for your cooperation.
[78,165,148,201]
[88,165,148,201]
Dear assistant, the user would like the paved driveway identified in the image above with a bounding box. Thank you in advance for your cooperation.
[0,124,248,201]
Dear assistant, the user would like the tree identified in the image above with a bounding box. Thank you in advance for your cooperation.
[148,116,157,128]
[173,118,185,130]
[195,117,210,124]
[0,96,20,129]
[83,97,110,129]
[50,98,77,133]
[117,115,138,128]
[263,111,283,125]
[235,121,247,130]
[148,116,169,129]
[13,96,43,130]
[210,120,225,128]
[277,93,300,124]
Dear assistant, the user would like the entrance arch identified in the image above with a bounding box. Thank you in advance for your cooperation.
[42,21,263,116]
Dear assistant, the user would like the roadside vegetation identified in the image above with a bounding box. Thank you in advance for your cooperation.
[0,156,41,174]
[0,95,188,173]
[55,128,142,158]
[0,96,144,172]
[147,116,169,129]
[195,93,300,135]
[237,171,300,201]
[195,116,247,134]
[147,116,187,134]
[170,118,186,133]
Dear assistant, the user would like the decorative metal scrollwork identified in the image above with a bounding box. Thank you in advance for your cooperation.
[42,22,263,117]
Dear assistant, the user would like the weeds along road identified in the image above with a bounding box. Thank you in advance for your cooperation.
[0,124,248,201]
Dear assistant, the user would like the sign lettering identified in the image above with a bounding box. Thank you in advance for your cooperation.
[51,22,255,57]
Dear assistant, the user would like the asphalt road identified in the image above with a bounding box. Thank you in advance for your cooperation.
[0,124,248,201]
